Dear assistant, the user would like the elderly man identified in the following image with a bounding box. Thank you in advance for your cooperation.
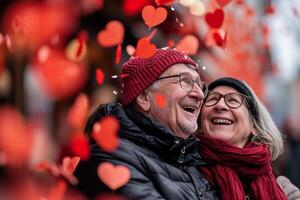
[75,48,218,199]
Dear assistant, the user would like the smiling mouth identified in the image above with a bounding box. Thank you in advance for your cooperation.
[211,118,233,125]
[182,106,198,114]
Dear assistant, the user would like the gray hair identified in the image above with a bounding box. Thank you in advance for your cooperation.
[246,84,284,161]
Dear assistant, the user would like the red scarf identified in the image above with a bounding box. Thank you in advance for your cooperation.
[198,134,287,200]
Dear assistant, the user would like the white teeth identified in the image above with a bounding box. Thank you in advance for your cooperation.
[212,119,233,125]
[182,106,196,113]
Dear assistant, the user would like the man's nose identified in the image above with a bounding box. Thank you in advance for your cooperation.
[188,83,205,101]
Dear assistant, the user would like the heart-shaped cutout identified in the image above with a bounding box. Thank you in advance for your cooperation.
[126,45,136,56]
[155,0,175,6]
[65,38,87,62]
[205,9,225,29]
[67,93,89,130]
[69,133,90,160]
[97,162,131,190]
[176,34,199,55]
[62,156,81,175]
[213,30,227,48]
[97,20,124,47]
[92,116,120,152]
[96,68,105,85]
[156,93,166,108]
[215,0,231,7]
[142,5,167,28]
[135,38,156,58]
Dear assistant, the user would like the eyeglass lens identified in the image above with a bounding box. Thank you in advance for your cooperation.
[204,92,244,108]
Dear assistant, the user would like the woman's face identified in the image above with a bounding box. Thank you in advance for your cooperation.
[200,86,255,148]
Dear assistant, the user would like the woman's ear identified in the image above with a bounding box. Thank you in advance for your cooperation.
[136,90,151,112]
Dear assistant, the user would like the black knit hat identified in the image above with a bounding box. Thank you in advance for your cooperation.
[208,77,259,120]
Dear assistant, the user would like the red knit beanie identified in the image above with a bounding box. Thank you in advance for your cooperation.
[121,48,198,106]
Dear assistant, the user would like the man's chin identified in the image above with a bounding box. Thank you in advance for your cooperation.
[180,122,198,136]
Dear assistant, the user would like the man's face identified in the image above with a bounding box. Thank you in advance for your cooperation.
[146,63,205,138]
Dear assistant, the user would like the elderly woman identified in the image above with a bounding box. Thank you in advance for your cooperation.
[198,77,287,200]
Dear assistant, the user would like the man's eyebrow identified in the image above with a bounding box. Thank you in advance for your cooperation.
[179,72,201,80]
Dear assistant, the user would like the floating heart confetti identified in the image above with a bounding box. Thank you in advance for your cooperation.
[0,106,33,167]
[156,93,166,108]
[135,38,156,58]
[205,29,227,48]
[122,0,151,16]
[61,156,81,175]
[205,9,225,29]
[67,93,89,130]
[33,49,88,100]
[69,134,90,160]
[176,34,199,55]
[0,33,4,45]
[265,3,275,15]
[97,20,124,47]
[215,0,231,7]
[167,40,175,48]
[65,38,87,62]
[96,68,105,85]
[5,34,13,52]
[155,0,175,6]
[37,46,50,63]
[126,45,136,56]
[3,2,76,51]
[213,30,227,48]
[92,116,120,152]
[115,43,122,64]
[97,162,131,190]
[142,5,168,28]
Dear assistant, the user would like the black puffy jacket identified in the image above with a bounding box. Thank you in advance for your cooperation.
[74,103,219,200]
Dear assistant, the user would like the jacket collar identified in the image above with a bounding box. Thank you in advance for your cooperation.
[103,103,206,166]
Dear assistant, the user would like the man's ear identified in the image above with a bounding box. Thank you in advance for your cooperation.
[136,90,151,112]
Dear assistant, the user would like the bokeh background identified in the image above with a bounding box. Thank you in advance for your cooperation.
[0,0,300,199]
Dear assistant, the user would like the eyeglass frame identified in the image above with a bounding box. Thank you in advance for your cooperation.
[203,91,249,109]
[156,73,208,96]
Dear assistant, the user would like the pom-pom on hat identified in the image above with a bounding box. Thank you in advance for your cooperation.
[121,48,198,106]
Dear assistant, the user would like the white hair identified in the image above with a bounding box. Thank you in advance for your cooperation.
[246,84,284,161]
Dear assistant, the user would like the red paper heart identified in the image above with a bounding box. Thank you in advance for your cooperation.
[96,68,105,85]
[33,49,87,100]
[155,0,175,6]
[92,116,120,152]
[156,93,166,108]
[135,38,156,58]
[97,20,124,47]
[67,93,89,130]
[205,9,225,29]
[97,162,131,190]
[176,34,199,55]
[65,38,87,62]
[0,106,32,167]
[213,30,227,48]
[215,0,231,7]
[62,156,81,175]
[69,134,90,160]
[142,5,168,28]
[126,45,136,56]
[122,0,151,16]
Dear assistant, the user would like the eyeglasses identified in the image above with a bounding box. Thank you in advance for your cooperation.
[204,91,248,108]
[156,74,208,95]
